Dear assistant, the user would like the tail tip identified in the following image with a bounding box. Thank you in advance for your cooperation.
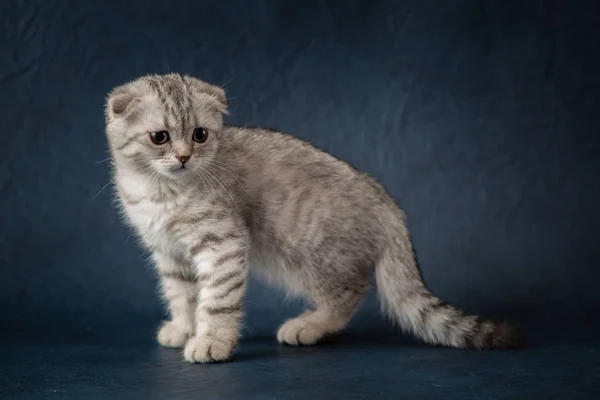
[486,321,525,350]
[467,319,525,350]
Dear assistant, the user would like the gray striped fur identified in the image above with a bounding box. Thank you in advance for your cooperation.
[105,74,523,364]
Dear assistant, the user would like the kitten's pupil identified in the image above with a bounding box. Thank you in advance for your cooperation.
[150,130,169,145]
[193,128,209,143]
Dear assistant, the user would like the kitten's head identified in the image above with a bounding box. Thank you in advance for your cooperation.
[104,73,228,180]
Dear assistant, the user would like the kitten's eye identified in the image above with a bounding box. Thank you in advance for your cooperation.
[193,128,209,143]
[149,131,170,145]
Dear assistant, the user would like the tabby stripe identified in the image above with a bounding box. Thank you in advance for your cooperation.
[466,317,494,349]
[214,279,245,301]
[210,270,242,288]
[179,89,189,132]
[181,115,188,138]
[187,211,217,225]
[420,299,448,324]
[189,233,225,256]
[145,78,161,96]
[184,78,200,128]
[164,211,214,232]
[154,83,172,116]
[172,253,189,266]
[204,304,242,315]
[116,136,138,151]
[192,110,199,130]
[214,250,246,267]
[464,317,482,348]
[404,292,431,325]
[190,232,246,257]
[336,284,364,299]
[155,82,167,105]
[430,299,449,310]
[291,189,312,227]
[166,81,174,98]
[440,307,467,338]
[162,270,197,283]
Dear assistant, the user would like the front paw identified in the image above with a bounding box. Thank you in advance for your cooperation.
[183,333,236,363]
[157,321,189,348]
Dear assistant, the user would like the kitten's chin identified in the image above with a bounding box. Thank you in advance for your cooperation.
[160,166,193,180]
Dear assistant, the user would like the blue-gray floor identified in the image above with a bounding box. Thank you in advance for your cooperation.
[2,324,598,400]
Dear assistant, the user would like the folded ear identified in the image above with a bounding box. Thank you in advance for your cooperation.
[105,83,143,123]
[185,76,229,114]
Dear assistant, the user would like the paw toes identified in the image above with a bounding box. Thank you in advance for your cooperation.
[184,335,234,363]
[157,321,189,348]
[277,318,324,346]
[297,326,320,345]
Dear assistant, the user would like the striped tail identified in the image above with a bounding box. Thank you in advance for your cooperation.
[375,243,524,350]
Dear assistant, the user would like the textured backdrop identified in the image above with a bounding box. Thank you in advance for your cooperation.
[1,0,599,339]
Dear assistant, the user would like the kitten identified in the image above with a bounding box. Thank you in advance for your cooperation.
[104,73,523,363]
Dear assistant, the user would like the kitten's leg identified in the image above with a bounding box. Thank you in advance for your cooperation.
[277,278,369,346]
[184,232,249,363]
[154,252,196,348]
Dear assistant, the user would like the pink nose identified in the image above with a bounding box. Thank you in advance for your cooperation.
[177,155,190,164]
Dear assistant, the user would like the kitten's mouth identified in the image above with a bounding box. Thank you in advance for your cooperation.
[167,166,187,175]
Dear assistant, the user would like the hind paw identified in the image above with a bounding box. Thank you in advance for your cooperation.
[277,317,326,346]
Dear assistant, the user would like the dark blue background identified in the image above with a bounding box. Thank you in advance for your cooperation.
[1,1,599,398]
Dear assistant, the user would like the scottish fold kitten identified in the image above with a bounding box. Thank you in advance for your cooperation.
[104,73,522,363]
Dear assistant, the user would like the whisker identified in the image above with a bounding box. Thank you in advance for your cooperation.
[92,180,114,199]
[195,168,218,203]
[194,169,209,192]
[219,75,236,90]
[202,167,239,214]
[197,93,211,115]
[93,157,112,164]
[207,158,239,171]
[206,162,241,182]
[148,165,164,191]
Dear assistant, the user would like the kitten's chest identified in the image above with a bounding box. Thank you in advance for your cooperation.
[127,202,171,235]
[117,188,186,251]
[124,200,179,248]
